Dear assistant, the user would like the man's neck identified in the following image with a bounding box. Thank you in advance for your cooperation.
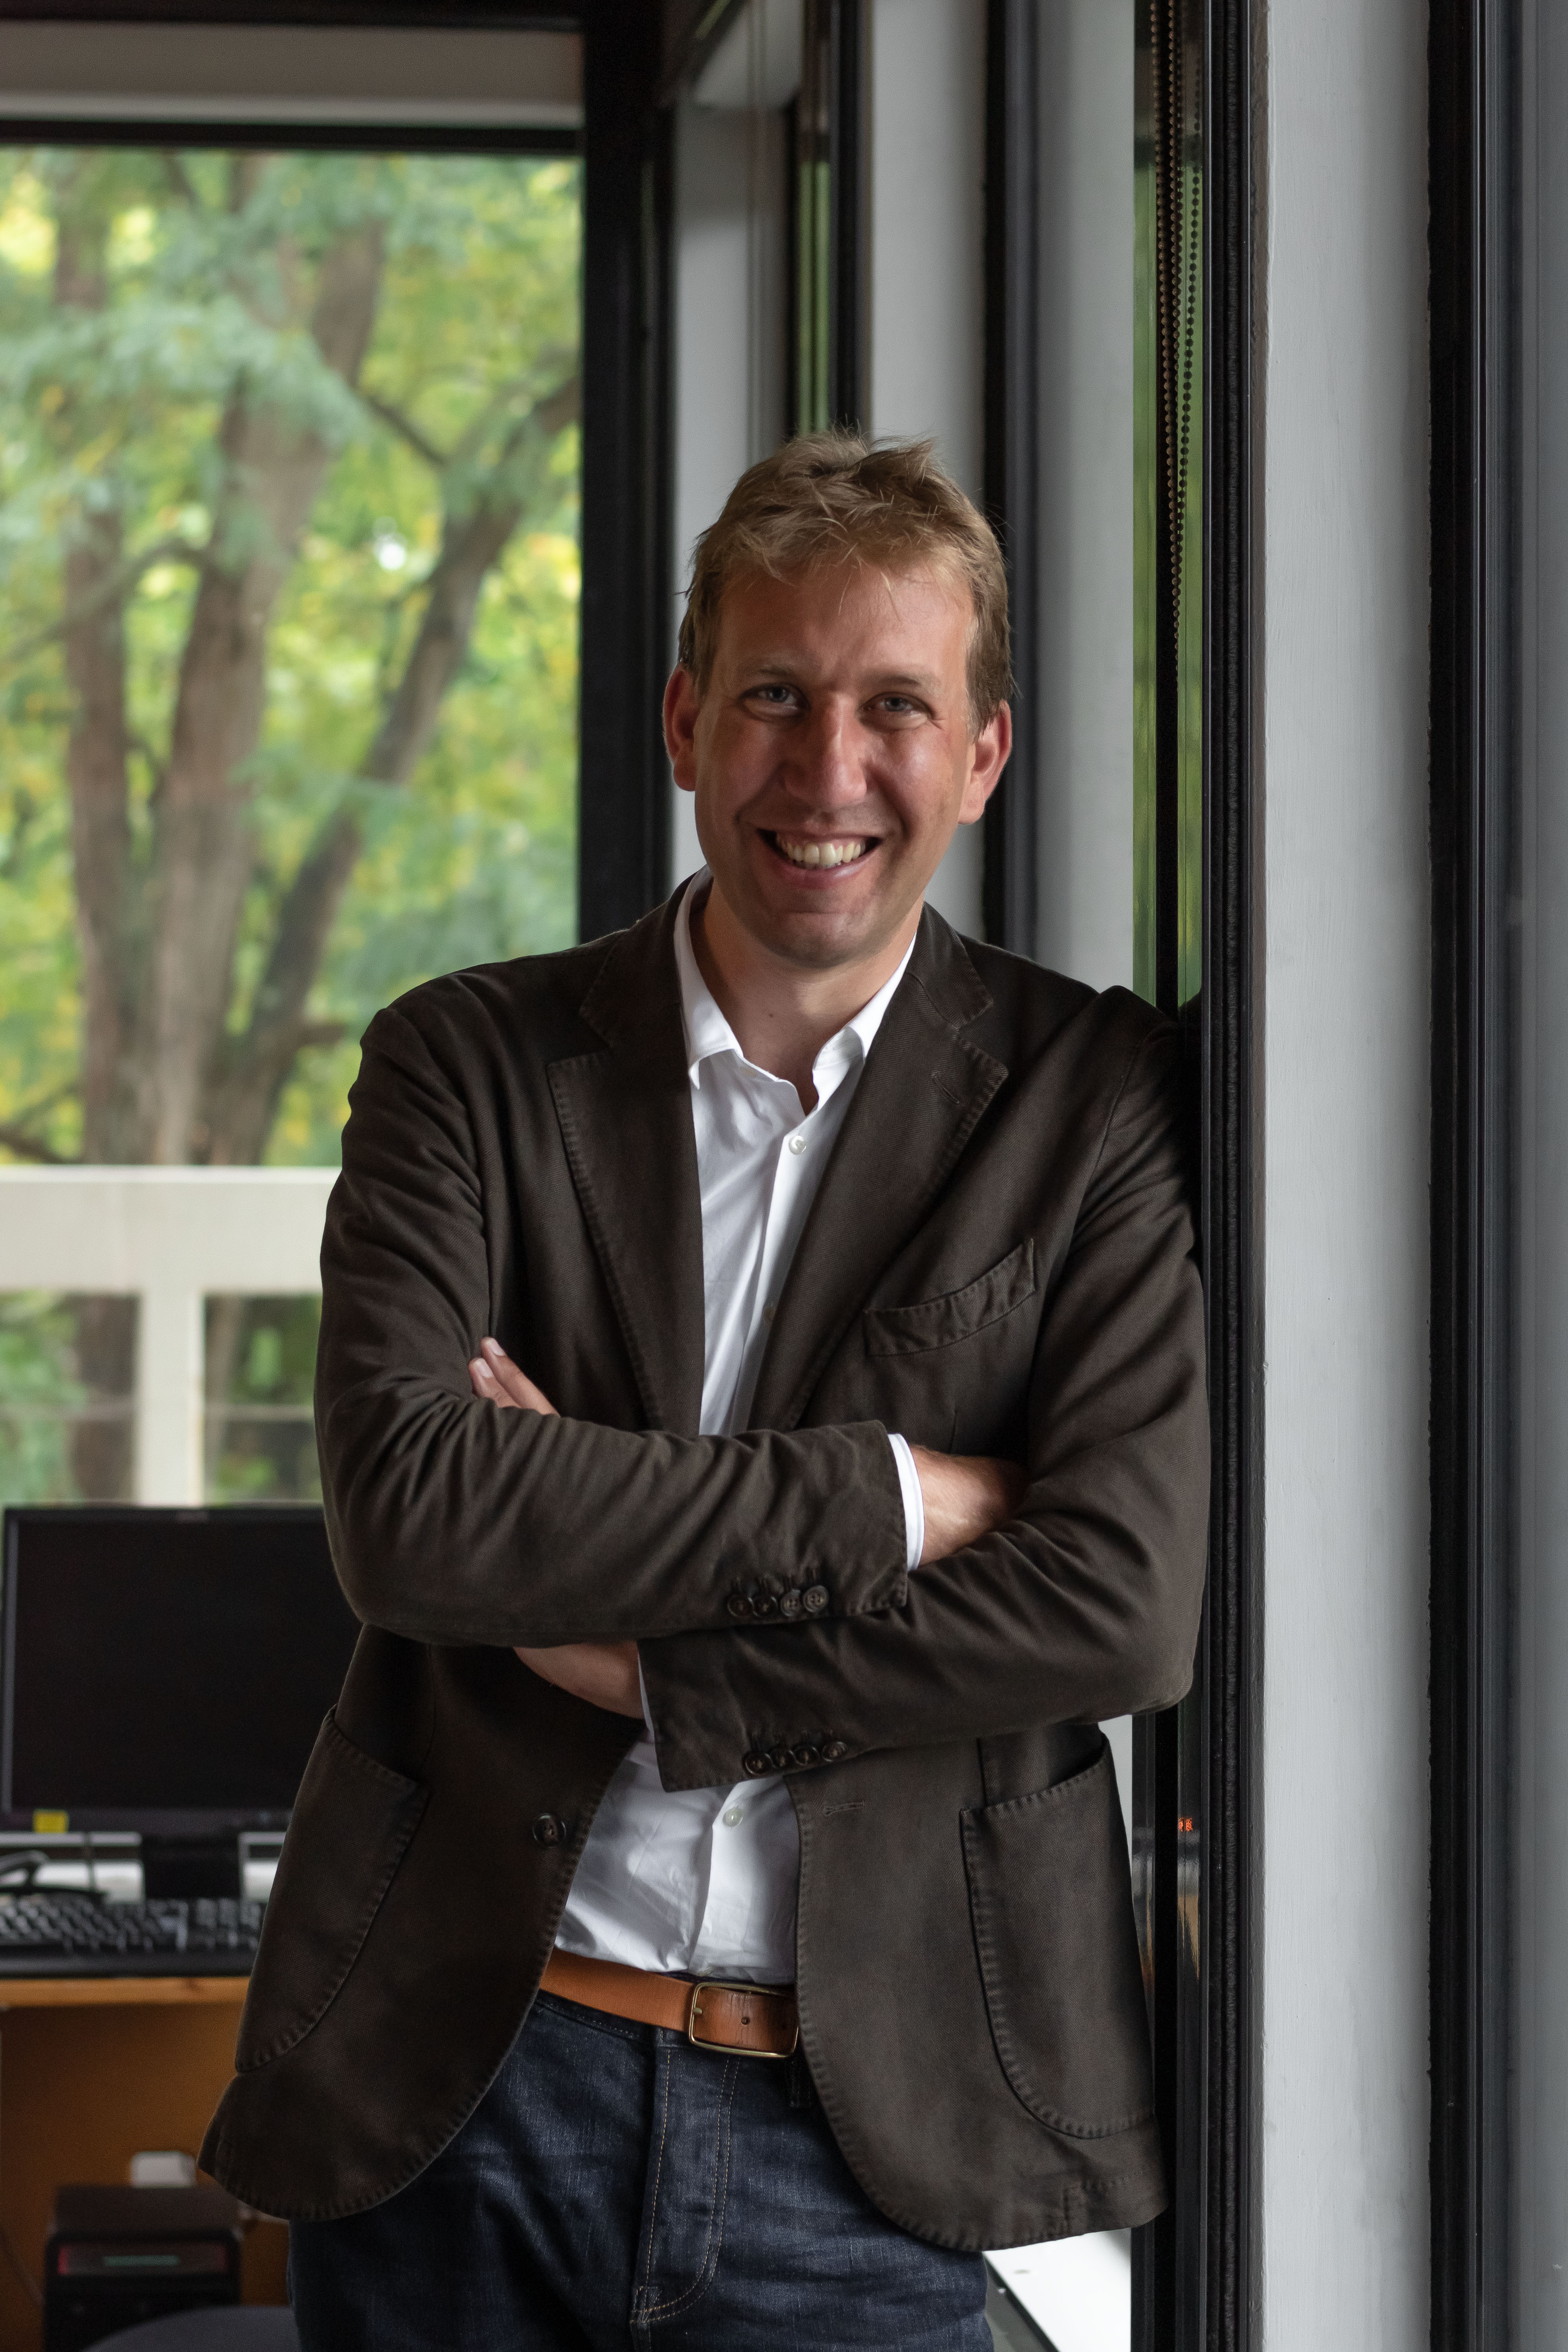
[691,882,918,1110]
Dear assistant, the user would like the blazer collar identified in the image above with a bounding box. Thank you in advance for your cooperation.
[547,890,1007,1437]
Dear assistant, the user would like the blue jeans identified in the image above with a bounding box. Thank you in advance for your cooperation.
[289,1989,990,2350]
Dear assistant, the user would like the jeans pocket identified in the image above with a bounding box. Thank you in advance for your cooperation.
[236,1709,428,2072]
[961,1737,1153,2138]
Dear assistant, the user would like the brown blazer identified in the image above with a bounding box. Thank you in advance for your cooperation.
[200,889,1209,2252]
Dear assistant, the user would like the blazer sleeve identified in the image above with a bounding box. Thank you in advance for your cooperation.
[315,1005,909,1648]
[637,1023,1210,1784]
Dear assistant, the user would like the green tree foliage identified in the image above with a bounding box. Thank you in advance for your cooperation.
[0,144,582,1173]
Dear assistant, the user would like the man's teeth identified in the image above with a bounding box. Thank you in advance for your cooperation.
[776,837,868,869]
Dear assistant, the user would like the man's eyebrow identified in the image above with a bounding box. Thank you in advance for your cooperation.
[733,660,943,692]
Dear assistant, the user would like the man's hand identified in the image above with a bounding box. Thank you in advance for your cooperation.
[910,1446,1028,1565]
[468,1339,645,1720]
[468,1338,558,1416]
[513,1638,644,1717]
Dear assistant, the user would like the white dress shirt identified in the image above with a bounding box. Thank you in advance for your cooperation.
[554,872,924,1984]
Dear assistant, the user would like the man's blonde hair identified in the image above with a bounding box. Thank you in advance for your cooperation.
[677,431,1012,730]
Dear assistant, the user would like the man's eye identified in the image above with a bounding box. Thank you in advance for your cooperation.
[750,685,795,706]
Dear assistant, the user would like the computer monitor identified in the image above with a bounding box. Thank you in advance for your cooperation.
[0,1506,360,1892]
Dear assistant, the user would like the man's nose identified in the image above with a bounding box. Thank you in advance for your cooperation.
[788,701,867,807]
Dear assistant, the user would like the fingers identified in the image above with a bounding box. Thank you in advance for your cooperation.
[468,1338,561,1417]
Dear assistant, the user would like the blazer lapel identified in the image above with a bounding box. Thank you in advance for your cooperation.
[547,897,706,1436]
[748,910,1008,1432]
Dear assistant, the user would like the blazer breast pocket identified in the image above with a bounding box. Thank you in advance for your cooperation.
[864,1239,1036,1357]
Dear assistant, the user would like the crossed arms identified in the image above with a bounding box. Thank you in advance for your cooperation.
[466,1336,1029,1717]
[317,996,1210,1784]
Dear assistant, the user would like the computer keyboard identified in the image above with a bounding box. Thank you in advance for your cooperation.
[0,1891,264,1976]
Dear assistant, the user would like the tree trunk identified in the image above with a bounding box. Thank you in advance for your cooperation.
[53,170,144,1497]
[147,221,386,1165]
[201,374,580,1166]
[54,169,141,1167]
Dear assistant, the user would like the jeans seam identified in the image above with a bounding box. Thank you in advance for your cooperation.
[636,2056,737,2323]
[634,2040,673,2318]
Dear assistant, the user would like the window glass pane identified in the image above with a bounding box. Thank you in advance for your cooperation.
[0,141,580,1499]
[0,1291,136,1501]
[203,1293,319,1504]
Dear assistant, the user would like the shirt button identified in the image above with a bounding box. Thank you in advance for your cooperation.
[722,1806,745,1828]
[802,1584,829,1614]
[742,1752,771,1777]
[788,1134,807,1155]
[531,1815,568,1847]
[762,1302,776,1325]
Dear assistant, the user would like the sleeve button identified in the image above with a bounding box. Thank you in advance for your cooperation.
[821,1739,848,1763]
[778,1590,802,1620]
[768,1744,791,1770]
[742,1751,771,1777]
[752,1591,777,1617]
[726,1593,753,1619]
[802,1584,829,1614]
[789,1744,820,1768]
[531,1814,568,1847]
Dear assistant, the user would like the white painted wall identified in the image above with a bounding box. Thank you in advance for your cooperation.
[1033,0,1134,991]
[668,0,989,932]
[866,0,987,935]
[1260,0,1431,2340]
[668,85,790,891]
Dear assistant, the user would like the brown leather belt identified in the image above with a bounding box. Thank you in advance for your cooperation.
[541,1949,799,2060]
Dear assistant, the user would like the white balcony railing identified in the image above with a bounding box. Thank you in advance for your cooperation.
[0,1167,336,1504]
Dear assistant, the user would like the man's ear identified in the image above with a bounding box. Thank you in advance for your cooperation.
[664,665,701,791]
[958,700,1013,824]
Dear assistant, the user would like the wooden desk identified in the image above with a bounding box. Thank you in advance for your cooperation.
[0,1977,287,2352]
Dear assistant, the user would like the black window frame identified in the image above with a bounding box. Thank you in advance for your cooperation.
[984,0,1260,2341]
[1428,0,1514,2339]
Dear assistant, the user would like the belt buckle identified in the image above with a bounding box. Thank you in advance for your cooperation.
[686,1979,798,2061]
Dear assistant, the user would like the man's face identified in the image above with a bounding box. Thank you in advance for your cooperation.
[664,559,1009,971]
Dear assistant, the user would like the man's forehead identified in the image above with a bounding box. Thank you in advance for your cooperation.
[713,558,972,669]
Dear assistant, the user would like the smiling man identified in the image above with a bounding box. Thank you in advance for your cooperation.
[203,435,1210,2351]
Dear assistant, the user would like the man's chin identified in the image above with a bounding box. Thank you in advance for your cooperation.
[742,895,918,974]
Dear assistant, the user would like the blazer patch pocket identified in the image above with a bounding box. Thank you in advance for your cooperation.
[235,1710,428,2074]
[864,1239,1036,1357]
[961,1740,1154,2140]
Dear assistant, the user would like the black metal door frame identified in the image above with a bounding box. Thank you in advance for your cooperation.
[1428,0,1514,2337]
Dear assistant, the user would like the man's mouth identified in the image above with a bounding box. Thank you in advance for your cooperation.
[764,831,874,871]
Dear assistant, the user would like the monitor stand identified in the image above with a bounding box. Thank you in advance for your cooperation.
[139,1835,242,1902]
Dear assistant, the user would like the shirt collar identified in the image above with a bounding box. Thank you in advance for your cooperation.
[673,871,915,1087]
